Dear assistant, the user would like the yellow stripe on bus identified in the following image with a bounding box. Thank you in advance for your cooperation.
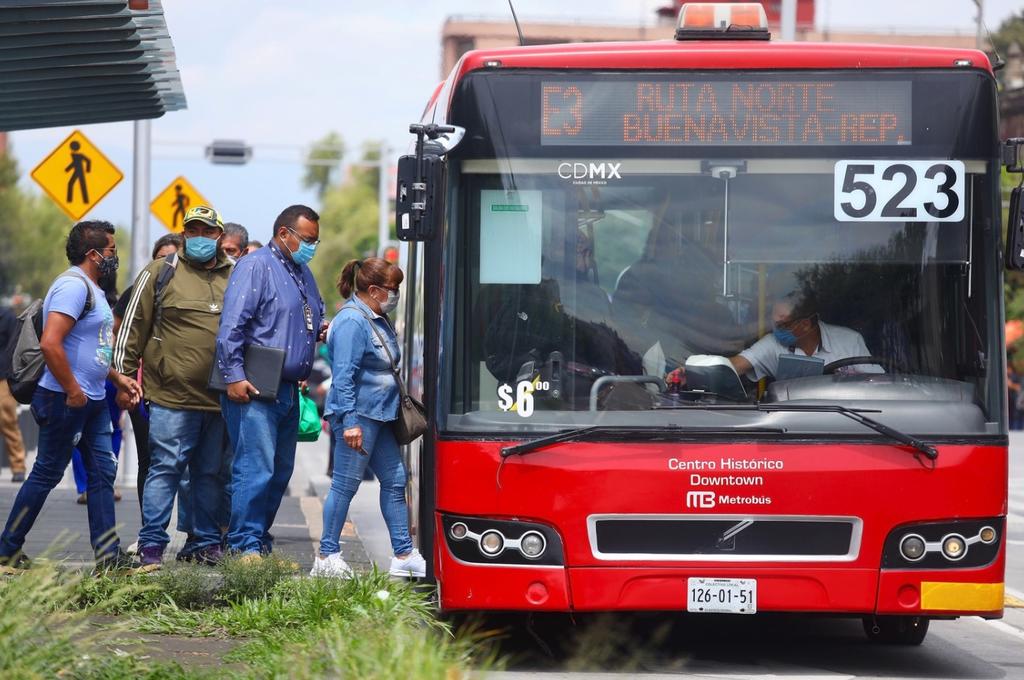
[921,582,1004,611]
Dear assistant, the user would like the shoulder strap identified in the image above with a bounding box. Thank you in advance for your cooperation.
[153,252,179,330]
[58,271,95,320]
[351,306,397,371]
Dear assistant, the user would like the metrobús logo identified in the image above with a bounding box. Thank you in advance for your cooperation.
[676,457,779,509]
[557,161,622,185]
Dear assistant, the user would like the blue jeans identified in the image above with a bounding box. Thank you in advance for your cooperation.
[71,380,123,494]
[138,404,227,550]
[0,387,120,560]
[222,383,298,555]
[176,443,233,540]
[319,415,412,557]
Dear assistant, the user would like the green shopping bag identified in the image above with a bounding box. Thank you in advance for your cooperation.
[297,387,322,442]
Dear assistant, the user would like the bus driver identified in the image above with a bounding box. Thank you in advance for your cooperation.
[729,292,884,380]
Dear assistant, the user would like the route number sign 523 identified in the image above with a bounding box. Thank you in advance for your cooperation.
[834,160,965,222]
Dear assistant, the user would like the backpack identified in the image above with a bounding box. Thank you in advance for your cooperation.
[6,271,94,404]
[152,252,179,330]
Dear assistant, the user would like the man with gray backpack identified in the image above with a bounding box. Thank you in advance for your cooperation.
[0,220,142,575]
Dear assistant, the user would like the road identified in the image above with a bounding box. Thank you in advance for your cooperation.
[478,434,1024,679]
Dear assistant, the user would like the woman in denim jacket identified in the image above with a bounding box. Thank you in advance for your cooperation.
[311,257,425,578]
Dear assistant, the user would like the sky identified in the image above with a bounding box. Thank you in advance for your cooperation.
[8,0,1022,247]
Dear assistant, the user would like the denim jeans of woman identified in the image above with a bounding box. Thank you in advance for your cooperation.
[319,415,412,557]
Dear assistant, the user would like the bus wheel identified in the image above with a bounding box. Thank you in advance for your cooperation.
[862,615,930,645]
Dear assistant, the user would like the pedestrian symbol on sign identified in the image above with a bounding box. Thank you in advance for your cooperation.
[151,176,212,233]
[65,141,92,204]
[30,130,123,221]
[172,183,190,229]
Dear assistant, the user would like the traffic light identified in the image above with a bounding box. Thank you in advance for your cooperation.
[382,241,400,264]
[205,139,252,165]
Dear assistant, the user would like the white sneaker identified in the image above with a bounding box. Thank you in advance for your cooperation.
[389,549,426,578]
[125,541,139,556]
[309,552,353,578]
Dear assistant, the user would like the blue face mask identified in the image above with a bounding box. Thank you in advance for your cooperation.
[772,327,798,346]
[185,236,218,262]
[291,240,317,265]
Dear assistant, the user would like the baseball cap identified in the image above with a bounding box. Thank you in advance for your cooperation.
[183,205,224,229]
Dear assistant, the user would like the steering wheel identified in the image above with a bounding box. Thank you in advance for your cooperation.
[822,355,902,374]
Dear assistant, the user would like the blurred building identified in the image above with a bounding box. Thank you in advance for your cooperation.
[442,0,980,76]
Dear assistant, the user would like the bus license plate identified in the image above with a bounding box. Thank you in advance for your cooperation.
[687,578,757,614]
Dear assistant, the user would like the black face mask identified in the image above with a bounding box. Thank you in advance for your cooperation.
[92,251,119,279]
[98,268,117,293]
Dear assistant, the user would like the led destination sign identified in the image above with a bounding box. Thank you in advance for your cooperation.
[541,80,912,147]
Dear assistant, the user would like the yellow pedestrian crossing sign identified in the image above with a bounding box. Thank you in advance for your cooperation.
[30,130,123,221]
[151,176,212,233]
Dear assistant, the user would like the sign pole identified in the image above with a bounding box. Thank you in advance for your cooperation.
[131,119,151,278]
[780,0,796,41]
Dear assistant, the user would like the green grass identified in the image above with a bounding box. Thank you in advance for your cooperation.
[2,552,493,679]
[0,562,195,679]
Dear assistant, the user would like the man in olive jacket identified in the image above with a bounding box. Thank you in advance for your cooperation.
[114,206,233,570]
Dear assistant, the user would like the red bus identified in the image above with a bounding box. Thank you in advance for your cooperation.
[394,3,1012,645]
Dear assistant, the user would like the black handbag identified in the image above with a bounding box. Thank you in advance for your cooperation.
[355,308,426,445]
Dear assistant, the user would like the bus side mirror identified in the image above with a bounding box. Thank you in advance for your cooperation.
[396,154,445,241]
[1006,186,1024,271]
[395,124,464,242]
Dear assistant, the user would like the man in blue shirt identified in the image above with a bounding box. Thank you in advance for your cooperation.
[215,204,325,559]
[0,221,141,575]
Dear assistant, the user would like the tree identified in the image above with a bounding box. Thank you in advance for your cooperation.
[302,131,345,199]
[992,11,1024,57]
[311,140,392,313]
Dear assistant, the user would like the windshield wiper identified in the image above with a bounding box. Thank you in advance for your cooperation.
[500,424,785,458]
[651,403,937,461]
[759,404,938,461]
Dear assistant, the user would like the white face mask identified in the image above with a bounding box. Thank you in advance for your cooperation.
[380,289,400,314]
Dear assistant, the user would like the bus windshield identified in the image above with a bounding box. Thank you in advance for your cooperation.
[441,69,1002,437]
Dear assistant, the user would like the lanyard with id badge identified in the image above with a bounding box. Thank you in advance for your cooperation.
[271,241,316,335]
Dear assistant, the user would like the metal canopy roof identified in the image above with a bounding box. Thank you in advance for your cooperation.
[0,0,186,131]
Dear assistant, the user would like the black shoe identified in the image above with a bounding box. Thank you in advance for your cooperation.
[0,553,31,575]
[175,535,201,562]
[93,549,141,576]
[10,472,25,483]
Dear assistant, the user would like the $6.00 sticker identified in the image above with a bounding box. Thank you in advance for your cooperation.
[496,379,550,418]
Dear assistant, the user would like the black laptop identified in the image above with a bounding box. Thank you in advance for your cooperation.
[208,344,286,401]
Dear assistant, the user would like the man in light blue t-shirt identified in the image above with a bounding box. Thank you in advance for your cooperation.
[0,220,142,575]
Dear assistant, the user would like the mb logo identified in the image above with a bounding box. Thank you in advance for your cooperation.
[686,491,716,509]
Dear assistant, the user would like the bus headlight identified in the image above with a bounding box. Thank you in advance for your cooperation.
[899,534,926,561]
[441,515,564,566]
[479,530,505,557]
[941,534,966,561]
[881,518,1001,570]
[518,531,546,559]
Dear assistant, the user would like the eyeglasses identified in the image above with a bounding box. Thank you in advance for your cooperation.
[372,284,400,294]
[776,313,817,331]
[286,226,320,247]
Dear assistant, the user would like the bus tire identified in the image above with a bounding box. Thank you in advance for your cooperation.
[862,615,930,645]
